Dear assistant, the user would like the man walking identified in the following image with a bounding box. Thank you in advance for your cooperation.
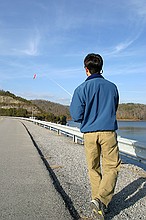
[70,53,121,219]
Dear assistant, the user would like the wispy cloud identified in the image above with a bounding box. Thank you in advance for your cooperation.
[115,40,136,53]
[19,92,55,100]
[130,0,146,17]
[21,39,39,56]
[104,28,144,56]
[12,27,41,56]
[0,12,41,57]
[19,91,70,105]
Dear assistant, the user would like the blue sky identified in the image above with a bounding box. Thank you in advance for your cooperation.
[0,0,146,105]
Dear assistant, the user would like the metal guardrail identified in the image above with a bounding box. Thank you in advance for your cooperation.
[20,118,146,164]
[117,136,146,164]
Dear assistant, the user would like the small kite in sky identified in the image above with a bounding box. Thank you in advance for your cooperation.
[33,74,37,79]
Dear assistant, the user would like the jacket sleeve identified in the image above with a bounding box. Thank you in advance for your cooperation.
[70,87,85,123]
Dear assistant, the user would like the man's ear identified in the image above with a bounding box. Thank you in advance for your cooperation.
[85,67,90,76]
[85,67,89,73]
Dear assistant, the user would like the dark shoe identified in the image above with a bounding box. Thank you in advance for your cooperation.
[90,199,106,220]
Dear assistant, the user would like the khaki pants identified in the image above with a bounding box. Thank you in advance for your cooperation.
[84,131,121,206]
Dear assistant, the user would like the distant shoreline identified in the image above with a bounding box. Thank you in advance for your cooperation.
[117,119,146,122]
[67,119,146,123]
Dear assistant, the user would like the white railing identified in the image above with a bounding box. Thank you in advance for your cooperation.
[117,136,146,164]
[20,118,146,164]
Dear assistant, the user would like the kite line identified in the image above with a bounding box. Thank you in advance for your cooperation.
[32,74,72,98]
[49,78,72,97]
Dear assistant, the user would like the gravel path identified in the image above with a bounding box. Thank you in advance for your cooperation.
[21,120,146,220]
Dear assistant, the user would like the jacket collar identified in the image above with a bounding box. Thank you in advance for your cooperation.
[85,73,104,81]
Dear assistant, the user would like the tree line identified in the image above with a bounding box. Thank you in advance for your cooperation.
[0,108,28,117]
[0,108,67,125]
[117,103,146,120]
[36,113,67,125]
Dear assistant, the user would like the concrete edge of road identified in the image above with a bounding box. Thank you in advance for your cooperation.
[21,121,81,220]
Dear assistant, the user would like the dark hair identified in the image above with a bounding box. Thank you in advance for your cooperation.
[84,53,103,74]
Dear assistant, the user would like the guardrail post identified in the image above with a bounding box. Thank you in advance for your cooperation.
[57,129,61,135]
[73,135,75,143]
[73,135,78,143]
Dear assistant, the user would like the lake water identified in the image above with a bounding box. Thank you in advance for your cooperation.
[68,120,146,144]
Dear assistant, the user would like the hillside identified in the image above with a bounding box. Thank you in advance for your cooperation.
[31,99,70,119]
[32,99,146,121]
[0,90,41,116]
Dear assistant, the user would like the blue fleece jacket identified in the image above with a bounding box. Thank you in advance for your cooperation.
[70,74,119,133]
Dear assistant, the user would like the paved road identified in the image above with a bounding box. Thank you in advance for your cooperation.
[0,117,73,220]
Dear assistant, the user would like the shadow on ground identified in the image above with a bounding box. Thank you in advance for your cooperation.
[105,177,146,219]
